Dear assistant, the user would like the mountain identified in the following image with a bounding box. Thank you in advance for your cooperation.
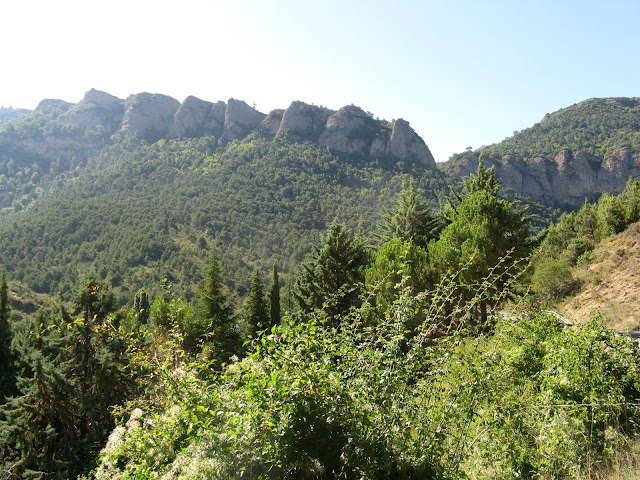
[0,89,446,303]
[440,97,640,207]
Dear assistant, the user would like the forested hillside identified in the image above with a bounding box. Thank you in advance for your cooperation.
[0,108,30,126]
[0,134,449,304]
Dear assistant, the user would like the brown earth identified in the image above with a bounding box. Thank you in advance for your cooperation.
[555,222,640,331]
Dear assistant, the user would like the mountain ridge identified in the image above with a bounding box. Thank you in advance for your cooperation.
[27,88,436,167]
[440,97,640,207]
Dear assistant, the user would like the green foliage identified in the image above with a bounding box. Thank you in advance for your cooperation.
[447,97,640,167]
[197,250,240,365]
[0,107,31,126]
[376,181,443,248]
[365,238,433,326]
[530,257,578,302]
[0,279,135,479]
[532,179,640,303]
[132,289,150,325]
[246,269,269,338]
[91,286,448,479]
[429,189,530,322]
[0,271,15,401]
[89,269,640,480]
[269,263,281,328]
[293,221,369,321]
[0,135,450,304]
[149,288,196,351]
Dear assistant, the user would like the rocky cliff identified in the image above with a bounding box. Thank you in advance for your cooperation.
[442,97,640,208]
[445,147,640,207]
[17,89,436,167]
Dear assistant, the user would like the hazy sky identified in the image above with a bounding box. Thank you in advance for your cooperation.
[1,0,639,162]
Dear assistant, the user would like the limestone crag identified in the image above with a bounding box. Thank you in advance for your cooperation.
[219,99,267,144]
[12,89,438,167]
[448,148,640,207]
[274,101,436,167]
[167,96,214,139]
[318,105,385,156]
[120,93,181,143]
[61,89,124,134]
[259,109,285,136]
[203,101,227,138]
[275,101,334,142]
[389,119,436,168]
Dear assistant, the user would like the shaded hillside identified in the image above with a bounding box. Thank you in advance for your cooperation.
[555,221,640,331]
[441,97,640,207]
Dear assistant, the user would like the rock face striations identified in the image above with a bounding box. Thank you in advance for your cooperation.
[446,148,640,208]
[272,102,435,167]
[20,89,436,167]
[441,97,640,208]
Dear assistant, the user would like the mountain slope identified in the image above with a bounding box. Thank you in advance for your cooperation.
[441,97,640,207]
[555,221,640,331]
[0,133,449,304]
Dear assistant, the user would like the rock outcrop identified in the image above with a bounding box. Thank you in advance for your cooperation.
[120,92,180,143]
[204,101,226,138]
[274,101,436,167]
[167,95,213,139]
[259,109,285,136]
[13,89,438,168]
[318,105,384,156]
[219,99,266,144]
[276,101,335,142]
[388,119,436,168]
[447,148,640,207]
[61,89,124,134]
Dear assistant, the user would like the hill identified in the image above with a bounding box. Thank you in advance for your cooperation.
[554,221,640,331]
[441,97,640,207]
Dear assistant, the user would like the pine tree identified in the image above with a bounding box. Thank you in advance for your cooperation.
[197,248,240,365]
[430,189,530,325]
[376,181,443,248]
[246,269,269,338]
[294,221,369,322]
[269,263,281,328]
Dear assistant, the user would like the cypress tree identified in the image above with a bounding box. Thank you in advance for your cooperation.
[246,269,269,338]
[197,248,240,365]
[133,289,150,325]
[0,271,14,401]
[269,263,281,328]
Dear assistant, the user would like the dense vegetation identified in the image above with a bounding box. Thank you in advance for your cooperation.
[2,97,640,478]
[0,134,450,304]
[2,161,640,479]
[530,178,640,303]
[0,108,31,127]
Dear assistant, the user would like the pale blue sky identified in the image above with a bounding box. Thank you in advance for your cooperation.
[1,0,638,162]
